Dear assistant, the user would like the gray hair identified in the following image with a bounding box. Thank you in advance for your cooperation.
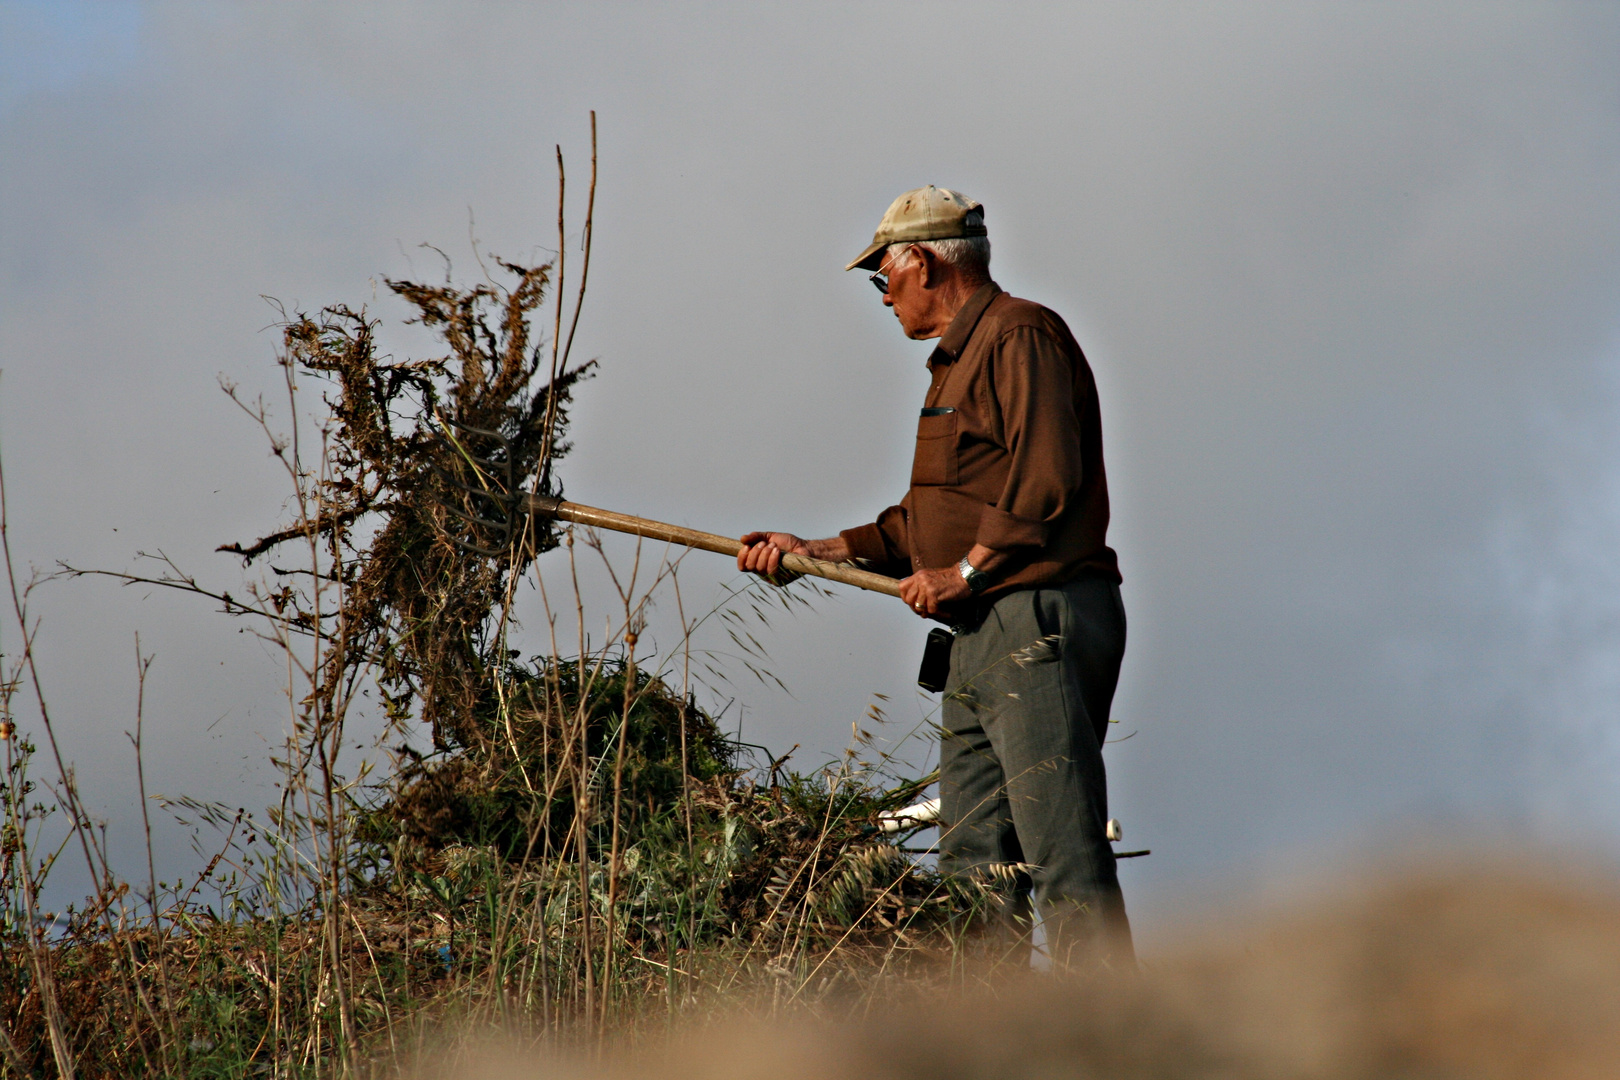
[887,213,991,282]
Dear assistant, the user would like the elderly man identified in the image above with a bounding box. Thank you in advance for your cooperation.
[738,185,1132,967]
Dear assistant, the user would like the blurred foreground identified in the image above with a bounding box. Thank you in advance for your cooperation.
[423,859,1620,1080]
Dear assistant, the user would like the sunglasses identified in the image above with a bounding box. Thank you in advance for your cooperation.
[868,249,909,294]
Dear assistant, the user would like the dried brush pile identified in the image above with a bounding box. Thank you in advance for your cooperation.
[235,259,594,754]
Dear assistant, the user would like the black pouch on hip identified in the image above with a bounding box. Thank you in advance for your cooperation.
[917,627,955,693]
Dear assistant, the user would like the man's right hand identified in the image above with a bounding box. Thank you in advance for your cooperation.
[737,532,812,580]
[737,533,853,583]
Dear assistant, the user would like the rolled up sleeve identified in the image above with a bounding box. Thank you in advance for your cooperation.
[840,499,912,577]
[974,326,1084,552]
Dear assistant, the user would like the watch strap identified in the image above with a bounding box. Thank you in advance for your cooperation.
[957,555,989,594]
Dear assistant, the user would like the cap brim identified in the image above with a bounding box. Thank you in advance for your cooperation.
[845,240,888,273]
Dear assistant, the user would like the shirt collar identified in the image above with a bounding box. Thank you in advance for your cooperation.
[928,281,1001,367]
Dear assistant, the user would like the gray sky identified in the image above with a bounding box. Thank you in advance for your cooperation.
[3,2,1619,941]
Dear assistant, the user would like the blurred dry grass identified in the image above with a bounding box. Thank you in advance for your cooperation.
[421,860,1620,1080]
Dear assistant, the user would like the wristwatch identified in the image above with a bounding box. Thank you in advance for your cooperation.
[957,554,990,595]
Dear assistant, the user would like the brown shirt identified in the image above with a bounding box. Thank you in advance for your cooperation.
[840,282,1120,598]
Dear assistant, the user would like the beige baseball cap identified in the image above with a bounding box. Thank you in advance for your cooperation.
[845,185,987,272]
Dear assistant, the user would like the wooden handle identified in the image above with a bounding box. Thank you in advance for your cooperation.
[523,495,904,598]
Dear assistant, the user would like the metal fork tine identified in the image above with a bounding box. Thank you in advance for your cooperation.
[434,458,512,492]
[435,489,512,523]
[446,507,512,533]
[433,421,525,556]
[445,419,509,444]
[448,537,511,558]
[439,474,511,503]
[443,417,514,455]
[435,499,514,552]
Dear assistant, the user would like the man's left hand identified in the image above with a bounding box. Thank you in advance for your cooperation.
[899,566,970,619]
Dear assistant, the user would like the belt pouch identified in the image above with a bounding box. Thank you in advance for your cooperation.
[917,627,955,693]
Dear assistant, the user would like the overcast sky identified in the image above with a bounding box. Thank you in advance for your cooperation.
[3,2,1619,941]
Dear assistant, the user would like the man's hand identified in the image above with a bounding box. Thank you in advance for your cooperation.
[900,565,972,619]
[737,532,810,580]
[738,533,855,586]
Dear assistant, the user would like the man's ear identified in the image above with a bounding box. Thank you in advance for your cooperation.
[913,245,938,288]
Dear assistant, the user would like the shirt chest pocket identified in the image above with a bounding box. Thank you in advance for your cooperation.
[911,408,959,487]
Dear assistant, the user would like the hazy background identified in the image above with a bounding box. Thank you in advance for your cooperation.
[3,2,1618,943]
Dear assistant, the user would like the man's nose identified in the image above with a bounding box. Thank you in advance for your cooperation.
[882,292,894,308]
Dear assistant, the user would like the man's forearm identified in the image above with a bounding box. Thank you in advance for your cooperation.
[964,543,1015,580]
[965,544,1004,579]
[803,536,853,563]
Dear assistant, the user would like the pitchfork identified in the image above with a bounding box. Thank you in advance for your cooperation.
[435,421,903,597]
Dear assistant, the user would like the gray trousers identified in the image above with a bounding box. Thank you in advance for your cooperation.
[938,576,1134,968]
